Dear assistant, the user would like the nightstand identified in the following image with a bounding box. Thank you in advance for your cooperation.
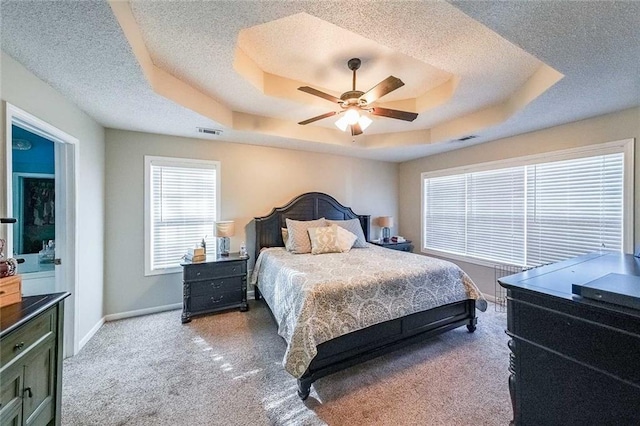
[370,240,414,252]
[181,254,248,323]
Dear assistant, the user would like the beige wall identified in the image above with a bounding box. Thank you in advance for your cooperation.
[1,52,106,346]
[399,107,640,296]
[104,129,398,316]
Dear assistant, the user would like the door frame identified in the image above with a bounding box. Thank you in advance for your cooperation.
[5,103,79,357]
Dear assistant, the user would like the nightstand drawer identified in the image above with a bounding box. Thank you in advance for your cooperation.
[183,261,246,281]
[0,309,54,367]
[190,289,243,312]
[190,277,242,297]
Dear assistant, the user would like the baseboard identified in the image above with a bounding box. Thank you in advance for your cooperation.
[104,302,182,322]
[78,317,105,351]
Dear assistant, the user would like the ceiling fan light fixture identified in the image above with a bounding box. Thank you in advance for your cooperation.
[358,115,372,131]
[335,115,349,132]
[344,108,360,125]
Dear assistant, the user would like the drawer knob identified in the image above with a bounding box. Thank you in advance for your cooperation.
[211,295,224,303]
[14,342,25,351]
[23,387,33,398]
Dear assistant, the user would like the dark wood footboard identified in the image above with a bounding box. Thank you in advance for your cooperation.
[295,299,476,399]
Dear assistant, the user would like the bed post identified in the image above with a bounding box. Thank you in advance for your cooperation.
[467,299,477,332]
[297,377,312,400]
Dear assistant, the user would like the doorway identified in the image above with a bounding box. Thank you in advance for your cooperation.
[11,125,56,295]
[5,103,78,358]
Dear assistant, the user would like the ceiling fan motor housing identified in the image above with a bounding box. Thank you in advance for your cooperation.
[340,90,365,107]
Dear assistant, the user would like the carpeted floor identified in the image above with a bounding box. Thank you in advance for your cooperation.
[62,301,511,425]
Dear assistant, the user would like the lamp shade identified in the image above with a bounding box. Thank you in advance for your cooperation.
[215,221,235,237]
[378,216,393,228]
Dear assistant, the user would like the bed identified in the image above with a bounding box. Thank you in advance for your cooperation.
[252,192,486,399]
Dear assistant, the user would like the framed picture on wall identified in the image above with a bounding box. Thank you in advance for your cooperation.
[12,173,55,254]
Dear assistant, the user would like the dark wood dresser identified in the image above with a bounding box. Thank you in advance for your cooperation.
[498,253,640,425]
[181,254,248,323]
[0,292,69,426]
[370,240,413,252]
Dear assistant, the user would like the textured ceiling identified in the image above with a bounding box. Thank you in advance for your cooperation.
[1,1,638,162]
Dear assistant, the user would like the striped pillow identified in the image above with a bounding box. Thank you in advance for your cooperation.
[327,219,367,248]
[284,218,327,254]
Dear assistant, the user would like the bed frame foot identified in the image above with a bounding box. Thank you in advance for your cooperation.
[467,317,477,333]
[254,286,262,301]
[297,378,311,400]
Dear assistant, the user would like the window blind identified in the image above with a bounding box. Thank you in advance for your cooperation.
[150,163,217,271]
[466,167,525,265]
[424,174,466,255]
[423,151,625,267]
[525,153,623,266]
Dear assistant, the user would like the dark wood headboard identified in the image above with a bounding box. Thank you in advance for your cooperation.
[254,192,370,259]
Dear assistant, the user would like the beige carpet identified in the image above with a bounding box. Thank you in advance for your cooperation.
[62,301,511,425]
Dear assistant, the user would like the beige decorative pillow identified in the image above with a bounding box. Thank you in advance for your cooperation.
[281,228,289,247]
[336,226,358,252]
[285,218,327,254]
[308,224,342,255]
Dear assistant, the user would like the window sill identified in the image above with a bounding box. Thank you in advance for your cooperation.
[421,248,523,269]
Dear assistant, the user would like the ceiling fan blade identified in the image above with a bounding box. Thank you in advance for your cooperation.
[298,86,341,103]
[360,76,404,104]
[371,107,418,122]
[351,123,363,136]
[298,111,338,125]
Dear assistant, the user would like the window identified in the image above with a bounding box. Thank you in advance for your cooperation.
[145,156,220,275]
[422,140,633,267]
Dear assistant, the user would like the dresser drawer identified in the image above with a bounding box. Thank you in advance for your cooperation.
[0,362,22,422]
[190,289,243,312]
[0,309,54,368]
[190,277,242,297]
[183,261,246,281]
[513,301,640,386]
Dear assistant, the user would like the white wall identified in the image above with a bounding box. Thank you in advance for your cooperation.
[399,107,640,296]
[104,129,398,316]
[0,52,106,346]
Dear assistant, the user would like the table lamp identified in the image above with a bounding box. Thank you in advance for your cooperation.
[215,221,235,257]
[378,216,393,243]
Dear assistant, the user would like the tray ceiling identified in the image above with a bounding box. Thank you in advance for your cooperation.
[1,1,638,161]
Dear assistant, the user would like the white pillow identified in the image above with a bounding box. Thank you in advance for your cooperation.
[336,226,358,252]
[327,219,367,248]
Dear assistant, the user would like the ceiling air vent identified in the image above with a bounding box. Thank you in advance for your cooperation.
[197,127,223,136]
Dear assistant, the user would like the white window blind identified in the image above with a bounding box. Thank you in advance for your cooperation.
[526,153,623,266]
[424,174,466,255]
[423,150,626,267]
[146,157,218,274]
[467,167,525,265]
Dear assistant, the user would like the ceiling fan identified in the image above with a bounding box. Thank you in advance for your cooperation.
[297,58,418,136]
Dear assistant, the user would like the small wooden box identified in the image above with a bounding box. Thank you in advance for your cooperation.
[0,275,22,307]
